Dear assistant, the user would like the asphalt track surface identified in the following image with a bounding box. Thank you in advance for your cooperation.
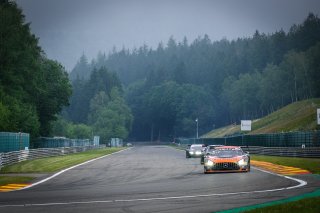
[0,146,319,213]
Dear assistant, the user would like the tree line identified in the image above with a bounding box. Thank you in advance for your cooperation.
[0,0,72,138]
[0,0,136,144]
[69,13,320,141]
[57,67,133,143]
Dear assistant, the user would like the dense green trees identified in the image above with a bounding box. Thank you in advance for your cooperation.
[125,81,215,140]
[222,73,261,121]
[36,58,72,136]
[64,67,133,143]
[89,88,133,142]
[221,44,320,123]
[69,54,90,81]
[68,13,320,141]
[51,116,93,139]
[0,0,72,137]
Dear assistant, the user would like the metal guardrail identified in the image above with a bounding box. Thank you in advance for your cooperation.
[32,137,93,149]
[132,141,171,146]
[242,146,320,158]
[175,131,320,157]
[0,145,105,170]
[175,143,320,158]
[177,131,320,147]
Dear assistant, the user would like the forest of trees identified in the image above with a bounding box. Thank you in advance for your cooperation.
[69,13,320,141]
[57,67,133,143]
[4,0,319,143]
[0,0,72,138]
[1,0,133,144]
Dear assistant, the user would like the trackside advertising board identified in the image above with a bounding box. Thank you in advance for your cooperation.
[241,120,252,131]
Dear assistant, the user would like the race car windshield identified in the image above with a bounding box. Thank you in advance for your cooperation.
[209,149,244,158]
[209,145,222,150]
[191,146,203,151]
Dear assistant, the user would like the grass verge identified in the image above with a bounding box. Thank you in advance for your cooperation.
[169,145,320,212]
[238,155,320,213]
[251,154,320,174]
[242,193,320,213]
[0,147,125,185]
[169,145,320,174]
[0,176,35,186]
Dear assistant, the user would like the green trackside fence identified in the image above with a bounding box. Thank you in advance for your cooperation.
[175,131,320,157]
[31,137,93,149]
[0,133,94,153]
[0,132,30,152]
[177,131,320,147]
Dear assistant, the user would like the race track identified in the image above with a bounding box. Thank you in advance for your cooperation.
[0,146,319,213]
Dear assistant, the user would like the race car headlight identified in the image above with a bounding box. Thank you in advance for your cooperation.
[238,158,248,166]
[195,151,201,155]
[205,160,214,166]
[189,151,194,154]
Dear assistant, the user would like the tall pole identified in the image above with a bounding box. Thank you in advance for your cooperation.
[151,123,154,142]
[195,118,198,139]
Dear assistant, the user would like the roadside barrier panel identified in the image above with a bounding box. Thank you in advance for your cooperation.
[32,137,92,149]
[175,131,320,158]
[0,145,105,170]
[242,146,320,158]
[0,132,29,152]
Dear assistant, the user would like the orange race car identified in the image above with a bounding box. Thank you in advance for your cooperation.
[203,146,250,174]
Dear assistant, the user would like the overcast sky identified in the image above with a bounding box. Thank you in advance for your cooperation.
[15,0,320,71]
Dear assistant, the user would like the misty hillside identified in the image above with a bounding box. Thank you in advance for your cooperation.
[3,1,320,144]
[66,14,320,141]
[202,99,320,138]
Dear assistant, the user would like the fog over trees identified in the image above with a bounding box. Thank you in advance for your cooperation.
[67,14,320,141]
[2,0,320,143]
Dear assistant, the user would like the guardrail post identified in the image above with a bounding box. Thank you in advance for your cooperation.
[0,152,3,170]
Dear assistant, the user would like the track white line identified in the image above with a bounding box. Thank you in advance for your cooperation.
[16,148,131,191]
[173,146,307,189]
[253,167,307,189]
[0,171,307,208]
[0,149,308,208]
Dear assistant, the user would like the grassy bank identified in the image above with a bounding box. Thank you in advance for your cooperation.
[203,99,320,138]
